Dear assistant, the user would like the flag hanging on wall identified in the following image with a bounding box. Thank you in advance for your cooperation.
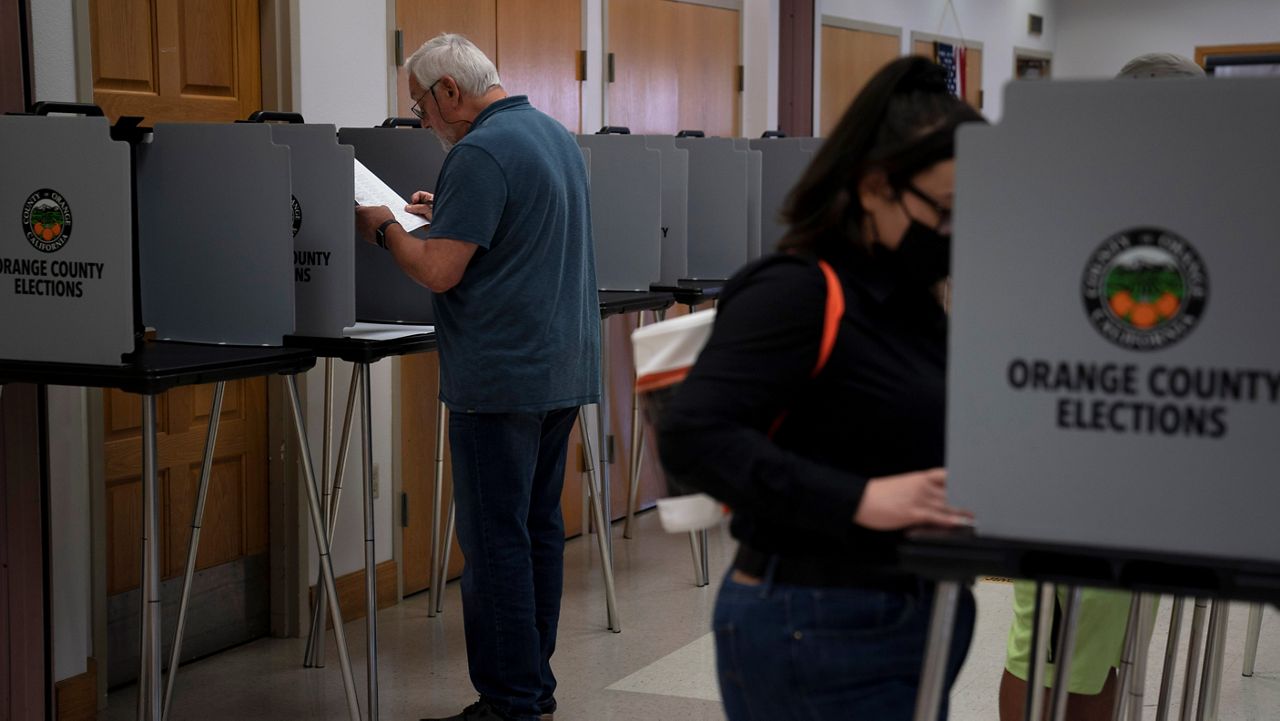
[934,41,967,100]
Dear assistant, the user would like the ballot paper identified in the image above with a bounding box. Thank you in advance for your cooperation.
[354,158,429,233]
[343,322,435,341]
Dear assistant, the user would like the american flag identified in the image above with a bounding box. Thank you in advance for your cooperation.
[934,41,967,100]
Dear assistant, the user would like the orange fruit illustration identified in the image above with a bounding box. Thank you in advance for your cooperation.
[1109,290,1135,317]
[1129,303,1159,329]
[1155,292,1179,318]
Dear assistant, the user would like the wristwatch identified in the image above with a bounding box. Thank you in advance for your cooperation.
[375,218,400,250]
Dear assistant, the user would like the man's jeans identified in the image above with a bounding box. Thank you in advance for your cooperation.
[714,570,976,720]
[449,407,577,721]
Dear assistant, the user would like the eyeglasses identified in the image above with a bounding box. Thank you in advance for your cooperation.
[410,79,441,120]
[902,183,952,230]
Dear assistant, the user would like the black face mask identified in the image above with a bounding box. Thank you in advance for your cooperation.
[891,220,951,288]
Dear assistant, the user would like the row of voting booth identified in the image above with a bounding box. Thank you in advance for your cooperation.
[0,103,819,721]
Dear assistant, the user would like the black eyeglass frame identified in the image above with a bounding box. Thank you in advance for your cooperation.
[409,78,443,120]
[901,182,952,231]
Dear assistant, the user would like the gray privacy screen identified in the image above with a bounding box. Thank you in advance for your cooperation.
[338,127,447,324]
[578,135,662,291]
[270,124,356,338]
[0,115,135,365]
[675,137,750,280]
[137,123,294,345]
[947,77,1280,564]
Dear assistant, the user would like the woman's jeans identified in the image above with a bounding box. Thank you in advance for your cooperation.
[713,569,976,720]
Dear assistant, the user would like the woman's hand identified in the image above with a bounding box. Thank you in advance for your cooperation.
[405,190,434,221]
[853,468,973,531]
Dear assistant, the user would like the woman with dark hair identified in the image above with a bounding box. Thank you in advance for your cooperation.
[657,56,985,719]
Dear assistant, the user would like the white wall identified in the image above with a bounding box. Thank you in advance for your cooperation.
[30,0,78,103]
[818,0,1057,122]
[742,0,781,137]
[296,0,391,127]
[1054,0,1280,79]
[47,387,93,682]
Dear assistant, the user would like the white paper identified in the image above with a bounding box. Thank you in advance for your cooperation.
[343,322,435,341]
[354,158,429,233]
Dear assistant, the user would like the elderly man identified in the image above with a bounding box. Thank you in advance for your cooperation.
[355,33,599,721]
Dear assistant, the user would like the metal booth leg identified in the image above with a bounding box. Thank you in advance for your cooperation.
[912,580,963,721]
[358,362,381,720]
[1024,583,1055,721]
[1179,598,1209,721]
[1114,594,1143,720]
[1125,595,1156,721]
[688,531,707,588]
[1048,587,1084,721]
[579,408,621,632]
[136,394,162,721]
[285,375,362,721]
[428,388,447,619]
[624,312,646,540]
[1195,601,1229,721]
[435,498,456,615]
[305,364,361,668]
[303,360,334,666]
[160,382,225,720]
[1155,597,1187,721]
[1242,603,1263,677]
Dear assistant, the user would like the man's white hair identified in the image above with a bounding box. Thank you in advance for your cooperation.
[1117,53,1205,79]
[406,33,501,97]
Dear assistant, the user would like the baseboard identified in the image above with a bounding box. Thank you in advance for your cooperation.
[309,559,398,629]
[55,657,98,721]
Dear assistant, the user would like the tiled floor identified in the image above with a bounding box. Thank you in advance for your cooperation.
[109,511,1279,720]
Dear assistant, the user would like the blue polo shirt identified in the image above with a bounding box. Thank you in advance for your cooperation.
[426,96,601,413]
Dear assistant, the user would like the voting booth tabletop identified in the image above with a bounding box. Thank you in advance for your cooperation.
[0,341,316,394]
[901,529,1280,605]
[651,281,723,309]
[600,290,675,319]
[284,332,438,364]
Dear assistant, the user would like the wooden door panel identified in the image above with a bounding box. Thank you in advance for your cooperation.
[105,379,267,592]
[607,0,679,135]
[396,0,497,118]
[964,48,982,109]
[176,0,237,96]
[820,26,899,135]
[90,0,158,93]
[92,0,261,123]
[675,2,739,137]
[495,0,581,132]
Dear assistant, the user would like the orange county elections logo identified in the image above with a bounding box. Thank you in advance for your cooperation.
[1082,227,1207,351]
[291,195,302,237]
[22,188,73,253]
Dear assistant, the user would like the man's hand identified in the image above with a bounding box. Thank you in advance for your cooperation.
[406,190,434,221]
[355,204,394,245]
[853,468,974,531]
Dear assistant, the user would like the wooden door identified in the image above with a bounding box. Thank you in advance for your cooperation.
[496,0,582,132]
[395,0,581,132]
[608,0,741,136]
[395,0,497,119]
[913,39,983,110]
[1,0,28,114]
[820,24,899,135]
[103,380,269,684]
[89,0,262,123]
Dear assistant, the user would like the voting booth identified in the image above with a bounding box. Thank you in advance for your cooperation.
[748,136,817,254]
[643,136,691,285]
[907,77,1280,721]
[339,122,448,324]
[137,123,295,345]
[675,136,761,280]
[0,113,136,365]
[578,133,662,291]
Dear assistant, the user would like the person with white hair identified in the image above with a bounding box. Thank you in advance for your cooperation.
[355,33,599,721]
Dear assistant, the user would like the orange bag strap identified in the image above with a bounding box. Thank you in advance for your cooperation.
[768,260,844,438]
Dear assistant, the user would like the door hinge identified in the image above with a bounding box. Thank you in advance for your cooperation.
[400,492,409,527]
[394,29,405,67]
[578,50,587,82]
[607,52,616,83]
[737,64,745,92]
